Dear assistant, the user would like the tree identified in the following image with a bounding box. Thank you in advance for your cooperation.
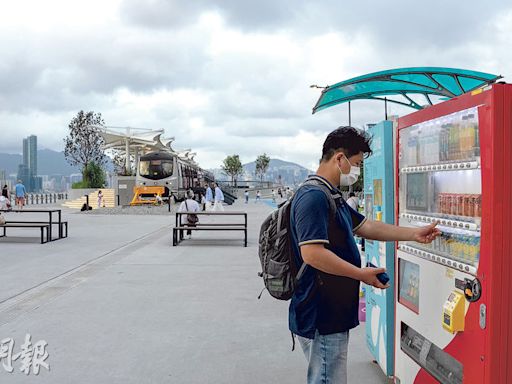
[221,155,243,186]
[255,153,270,183]
[83,162,106,188]
[64,111,107,187]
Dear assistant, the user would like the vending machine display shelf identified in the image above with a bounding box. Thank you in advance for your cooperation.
[400,213,480,231]
[400,160,480,174]
[398,244,477,276]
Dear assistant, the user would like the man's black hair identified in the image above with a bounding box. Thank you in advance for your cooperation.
[321,126,372,162]
[349,192,355,197]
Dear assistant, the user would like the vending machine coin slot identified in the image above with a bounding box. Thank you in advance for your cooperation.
[464,278,482,302]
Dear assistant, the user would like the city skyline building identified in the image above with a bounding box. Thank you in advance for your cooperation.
[17,134,41,192]
[23,135,37,175]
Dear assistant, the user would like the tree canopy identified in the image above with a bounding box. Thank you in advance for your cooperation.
[221,155,244,186]
[64,110,107,187]
[255,153,270,182]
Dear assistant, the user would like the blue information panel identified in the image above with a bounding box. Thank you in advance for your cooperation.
[364,120,395,376]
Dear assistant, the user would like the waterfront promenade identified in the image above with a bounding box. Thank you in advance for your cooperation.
[0,201,390,383]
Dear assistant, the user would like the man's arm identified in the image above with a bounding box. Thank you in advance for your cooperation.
[355,219,441,243]
[301,243,389,289]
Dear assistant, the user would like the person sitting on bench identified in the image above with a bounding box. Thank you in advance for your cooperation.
[177,190,200,238]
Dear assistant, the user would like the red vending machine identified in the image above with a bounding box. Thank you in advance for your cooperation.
[394,83,512,384]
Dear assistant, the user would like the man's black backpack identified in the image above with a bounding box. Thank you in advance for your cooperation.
[257,176,341,300]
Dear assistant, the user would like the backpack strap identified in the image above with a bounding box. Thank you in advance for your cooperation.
[293,176,343,281]
[302,175,343,219]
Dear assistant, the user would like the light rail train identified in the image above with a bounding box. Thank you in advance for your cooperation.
[132,151,214,203]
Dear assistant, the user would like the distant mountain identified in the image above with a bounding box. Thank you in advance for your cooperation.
[209,158,313,186]
[0,149,81,176]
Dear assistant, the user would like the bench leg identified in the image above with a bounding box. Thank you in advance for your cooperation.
[60,222,68,238]
[172,229,177,246]
[41,227,47,244]
[1,227,6,238]
[244,229,247,247]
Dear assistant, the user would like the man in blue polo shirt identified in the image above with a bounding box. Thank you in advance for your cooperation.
[15,180,27,210]
[290,126,440,384]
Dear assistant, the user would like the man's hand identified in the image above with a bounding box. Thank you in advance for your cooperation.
[412,222,442,244]
[359,267,390,289]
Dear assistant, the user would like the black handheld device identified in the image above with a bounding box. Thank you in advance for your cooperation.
[366,262,390,285]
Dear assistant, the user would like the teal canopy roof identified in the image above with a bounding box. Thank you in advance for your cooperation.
[312,67,501,113]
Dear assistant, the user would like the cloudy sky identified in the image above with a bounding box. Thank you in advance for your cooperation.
[1,0,511,170]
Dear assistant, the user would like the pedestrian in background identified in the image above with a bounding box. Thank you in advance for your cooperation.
[213,183,224,211]
[244,190,249,204]
[14,180,27,210]
[205,183,213,210]
[97,190,104,208]
[1,184,11,210]
[178,190,200,238]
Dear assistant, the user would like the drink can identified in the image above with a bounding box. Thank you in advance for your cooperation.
[437,193,444,215]
[444,193,452,215]
[450,194,458,216]
[463,194,473,217]
[456,194,464,216]
[474,194,482,217]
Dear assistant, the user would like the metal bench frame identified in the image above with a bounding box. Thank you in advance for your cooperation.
[173,211,248,247]
[0,223,50,244]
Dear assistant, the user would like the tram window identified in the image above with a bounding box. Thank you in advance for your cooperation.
[139,160,173,180]
[161,161,173,176]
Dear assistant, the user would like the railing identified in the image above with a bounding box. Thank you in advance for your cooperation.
[6,193,68,206]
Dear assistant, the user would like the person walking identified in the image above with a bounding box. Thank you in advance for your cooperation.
[212,183,224,211]
[255,190,261,203]
[14,180,27,210]
[244,190,249,204]
[178,190,200,238]
[1,184,11,210]
[97,190,104,208]
[205,183,214,211]
[289,126,441,384]
[271,189,276,203]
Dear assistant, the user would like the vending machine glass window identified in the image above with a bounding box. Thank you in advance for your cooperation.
[398,107,482,274]
[406,173,429,212]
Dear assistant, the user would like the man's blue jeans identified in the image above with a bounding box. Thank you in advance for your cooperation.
[297,330,349,384]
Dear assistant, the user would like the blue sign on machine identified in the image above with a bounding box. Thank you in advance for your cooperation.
[363,120,395,376]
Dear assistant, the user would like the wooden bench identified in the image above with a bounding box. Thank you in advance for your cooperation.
[173,211,247,247]
[0,222,50,244]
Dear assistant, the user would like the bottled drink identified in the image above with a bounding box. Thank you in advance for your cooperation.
[459,115,467,159]
[468,114,480,158]
[407,133,418,166]
[426,124,440,164]
[439,124,448,161]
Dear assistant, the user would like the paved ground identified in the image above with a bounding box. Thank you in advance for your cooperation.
[0,200,390,383]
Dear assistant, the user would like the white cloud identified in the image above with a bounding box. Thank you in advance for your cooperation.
[0,0,511,172]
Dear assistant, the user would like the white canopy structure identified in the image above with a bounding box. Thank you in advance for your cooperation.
[93,126,197,173]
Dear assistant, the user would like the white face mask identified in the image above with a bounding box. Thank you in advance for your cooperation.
[338,155,361,187]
